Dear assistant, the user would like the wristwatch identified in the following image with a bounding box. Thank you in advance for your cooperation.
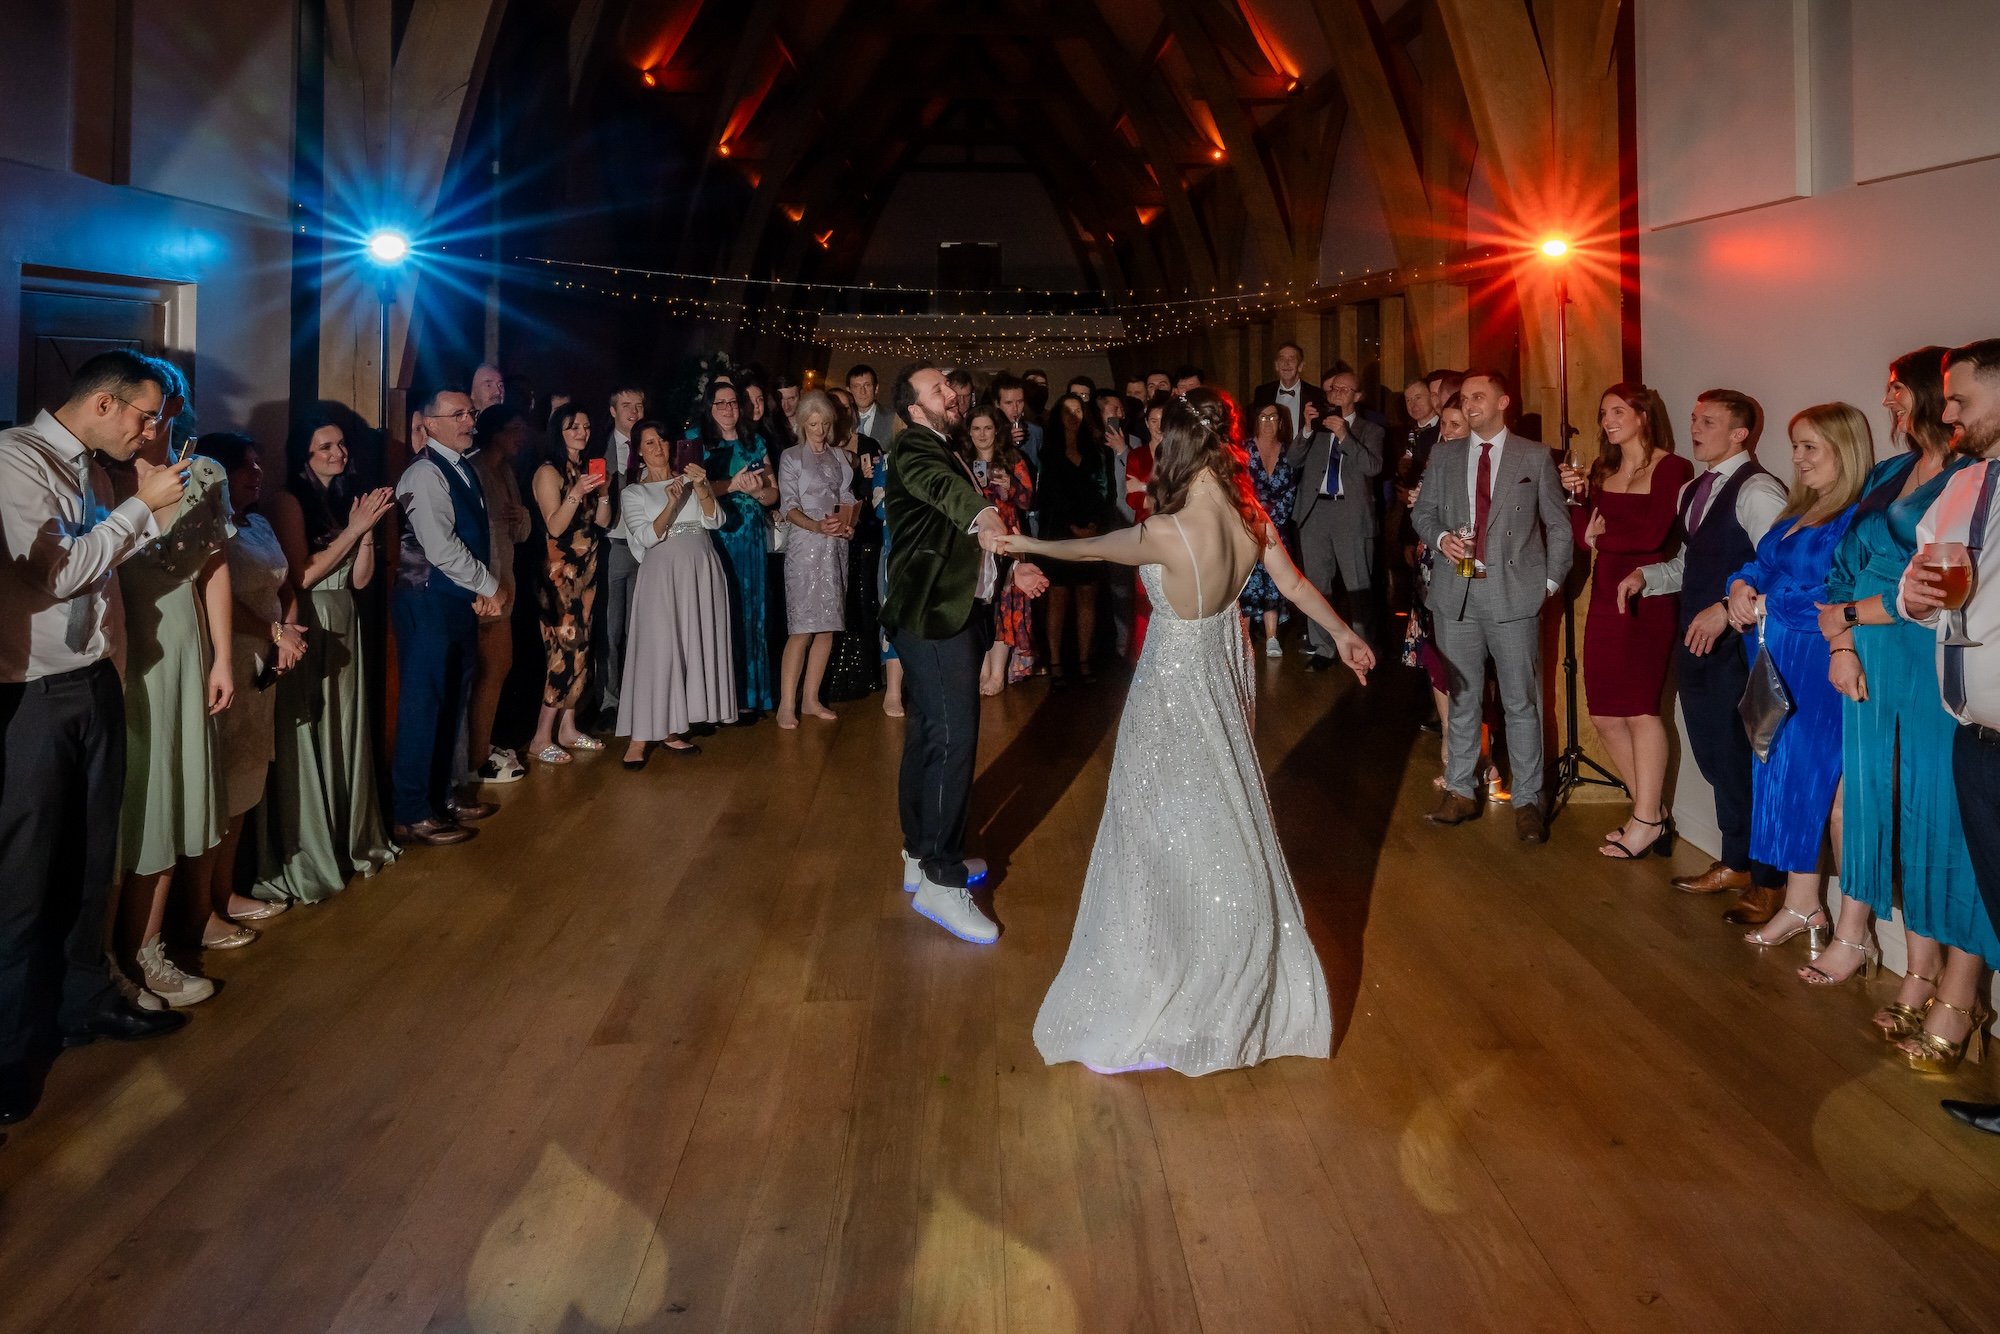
[1842,602,1860,626]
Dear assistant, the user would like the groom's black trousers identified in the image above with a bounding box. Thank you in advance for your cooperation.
[891,613,988,889]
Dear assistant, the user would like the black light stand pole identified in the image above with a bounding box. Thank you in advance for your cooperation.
[1550,269,1627,810]
[377,271,393,436]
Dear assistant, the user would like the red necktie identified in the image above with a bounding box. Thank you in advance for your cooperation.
[1474,440,1493,564]
[624,437,644,484]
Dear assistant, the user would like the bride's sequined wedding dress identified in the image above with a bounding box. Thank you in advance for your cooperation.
[1033,517,1332,1075]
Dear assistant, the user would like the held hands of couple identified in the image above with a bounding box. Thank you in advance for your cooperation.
[472,591,503,619]
[1615,568,1647,614]
[1337,632,1375,685]
[974,509,1009,554]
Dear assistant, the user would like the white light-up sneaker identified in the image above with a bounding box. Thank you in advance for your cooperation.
[911,875,999,945]
[903,853,988,893]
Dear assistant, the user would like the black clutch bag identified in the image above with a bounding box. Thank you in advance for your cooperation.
[1738,609,1793,761]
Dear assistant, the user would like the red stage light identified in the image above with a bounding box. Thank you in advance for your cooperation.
[641,68,658,88]
[1539,237,1570,259]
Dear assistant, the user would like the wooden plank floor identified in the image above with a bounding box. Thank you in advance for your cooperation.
[3,658,1999,1333]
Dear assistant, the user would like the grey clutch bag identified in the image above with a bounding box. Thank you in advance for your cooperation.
[1738,608,1793,761]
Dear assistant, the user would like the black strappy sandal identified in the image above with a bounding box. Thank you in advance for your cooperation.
[1600,814,1675,859]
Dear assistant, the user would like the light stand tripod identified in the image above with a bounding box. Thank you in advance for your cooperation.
[1547,267,1627,810]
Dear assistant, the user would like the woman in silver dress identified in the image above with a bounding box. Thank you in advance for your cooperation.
[775,390,857,729]
[998,390,1373,1076]
[616,420,736,766]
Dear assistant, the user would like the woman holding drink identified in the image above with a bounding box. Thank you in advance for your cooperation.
[1812,348,1998,1070]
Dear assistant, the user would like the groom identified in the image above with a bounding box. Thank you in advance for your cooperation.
[880,361,1046,944]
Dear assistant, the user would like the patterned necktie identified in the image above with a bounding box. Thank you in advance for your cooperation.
[1474,439,1493,565]
[1943,460,1998,714]
[65,452,101,652]
[1685,467,1720,532]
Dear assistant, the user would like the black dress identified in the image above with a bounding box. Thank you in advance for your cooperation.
[1033,442,1117,587]
[823,443,884,701]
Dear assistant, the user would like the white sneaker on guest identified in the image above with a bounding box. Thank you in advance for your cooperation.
[477,747,526,784]
[1264,636,1282,659]
[137,935,214,1008]
[106,952,165,1012]
[903,853,988,893]
[911,875,999,945]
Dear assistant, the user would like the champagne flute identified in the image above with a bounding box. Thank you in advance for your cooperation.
[1920,541,1980,647]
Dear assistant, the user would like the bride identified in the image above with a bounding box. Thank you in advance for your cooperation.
[997,389,1374,1076]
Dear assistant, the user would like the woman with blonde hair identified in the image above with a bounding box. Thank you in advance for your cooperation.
[1559,383,1694,858]
[774,389,857,727]
[1723,403,1871,956]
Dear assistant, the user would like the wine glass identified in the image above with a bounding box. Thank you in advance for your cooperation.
[1920,541,1980,647]
[1560,445,1584,507]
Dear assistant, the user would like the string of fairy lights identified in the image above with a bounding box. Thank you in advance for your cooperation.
[384,233,1566,356]
[523,251,1504,355]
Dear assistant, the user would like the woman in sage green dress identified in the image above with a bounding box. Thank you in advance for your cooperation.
[113,371,234,1009]
[255,410,400,903]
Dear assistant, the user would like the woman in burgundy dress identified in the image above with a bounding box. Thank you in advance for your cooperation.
[1561,383,1692,859]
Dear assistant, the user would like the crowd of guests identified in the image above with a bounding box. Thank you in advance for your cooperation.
[6,333,1999,1138]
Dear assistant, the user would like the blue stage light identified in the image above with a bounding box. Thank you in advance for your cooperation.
[365,229,411,266]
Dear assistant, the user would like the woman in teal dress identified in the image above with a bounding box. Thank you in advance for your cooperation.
[257,410,401,903]
[1806,348,2000,1054]
[690,380,778,715]
[1724,403,1870,956]
[112,364,233,1008]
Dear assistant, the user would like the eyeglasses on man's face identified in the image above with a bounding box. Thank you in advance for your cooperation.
[115,394,170,427]
[426,409,477,423]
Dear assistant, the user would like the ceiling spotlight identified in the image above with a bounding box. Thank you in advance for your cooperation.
[718,141,732,157]
[1539,236,1570,259]
[641,67,659,88]
[1209,147,1225,162]
[364,229,411,266]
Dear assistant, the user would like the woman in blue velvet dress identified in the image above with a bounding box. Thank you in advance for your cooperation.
[1725,403,1870,955]
[1807,348,2000,1049]
[690,381,778,716]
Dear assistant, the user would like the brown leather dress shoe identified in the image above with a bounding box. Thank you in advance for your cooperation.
[394,817,476,847]
[1514,804,1549,844]
[445,798,498,823]
[1672,862,1751,895]
[1723,885,1782,926]
[1426,791,1480,825]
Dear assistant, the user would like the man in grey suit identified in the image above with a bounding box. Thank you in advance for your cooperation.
[1288,368,1385,661]
[848,364,896,450]
[1411,369,1573,843]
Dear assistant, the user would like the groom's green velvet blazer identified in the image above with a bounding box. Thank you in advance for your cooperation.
[880,422,991,640]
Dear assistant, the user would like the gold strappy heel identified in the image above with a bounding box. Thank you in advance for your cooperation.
[1799,934,1880,986]
[1872,971,1939,1042]
[1898,999,1992,1074]
[1744,906,1829,958]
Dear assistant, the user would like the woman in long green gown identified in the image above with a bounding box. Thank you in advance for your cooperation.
[113,367,233,1009]
[255,411,400,902]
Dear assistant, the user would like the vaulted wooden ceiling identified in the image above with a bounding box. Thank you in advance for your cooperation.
[555,0,1434,300]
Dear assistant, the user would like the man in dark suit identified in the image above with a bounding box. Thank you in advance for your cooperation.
[1383,377,1445,613]
[1252,342,1328,441]
[1289,367,1385,658]
[1412,370,1573,843]
[848,364,895,450]
[882,362,1047,945]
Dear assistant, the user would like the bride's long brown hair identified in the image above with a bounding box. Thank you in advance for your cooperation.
[1145,388,1272,545]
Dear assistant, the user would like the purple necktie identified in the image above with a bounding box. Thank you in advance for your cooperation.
[1685,468,1720,532]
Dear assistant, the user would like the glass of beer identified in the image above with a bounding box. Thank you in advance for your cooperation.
[1454,523,1479,579]
[1920,541,1979,647]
